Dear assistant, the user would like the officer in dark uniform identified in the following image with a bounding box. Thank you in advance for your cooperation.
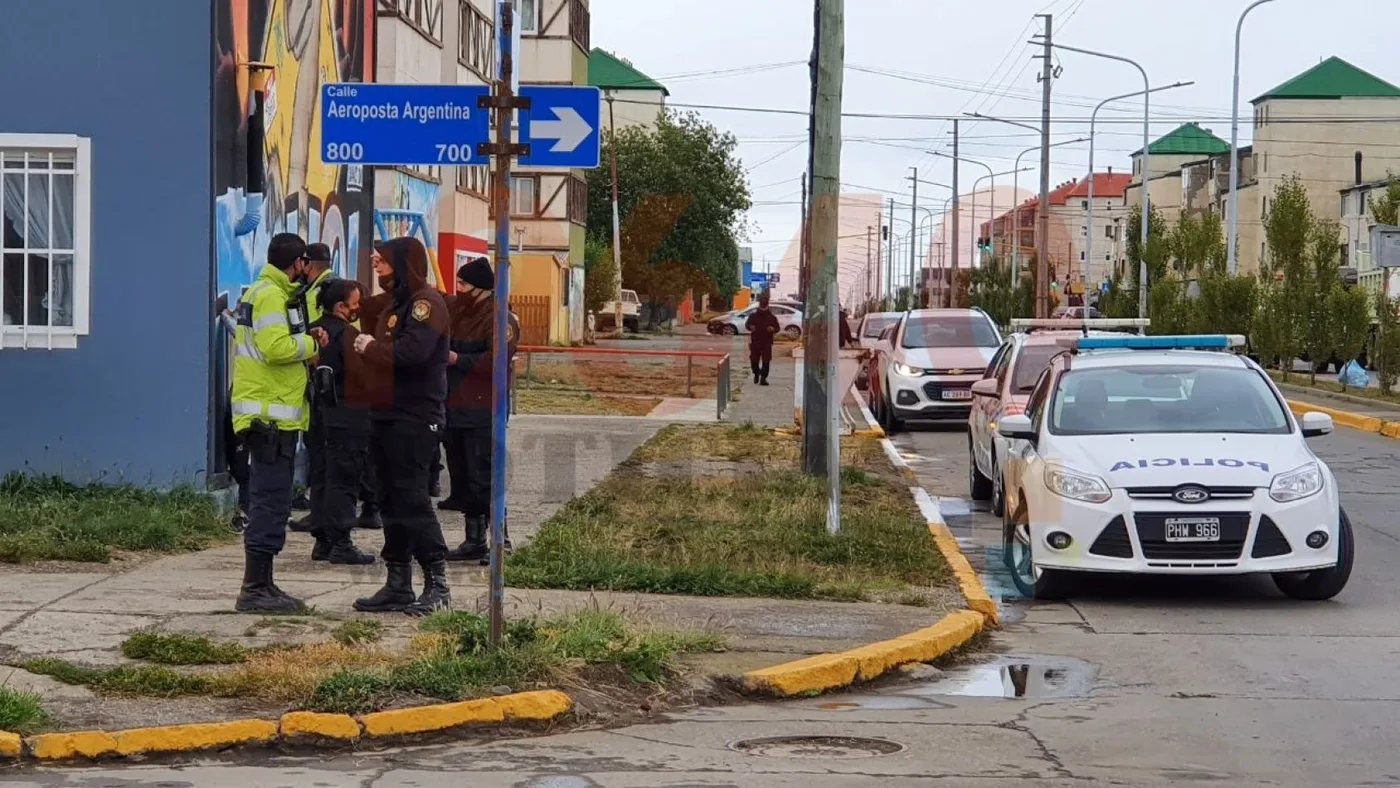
[352,237,452,615]
[306,278,377,565]
[441,258,520,562]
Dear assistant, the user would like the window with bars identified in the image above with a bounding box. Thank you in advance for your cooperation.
[569,0,590,51]
[457,163,490,198]
[459,1,495,80]
[1,135,90,349]
[379,0,444,44]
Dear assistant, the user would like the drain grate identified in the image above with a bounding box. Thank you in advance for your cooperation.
[730,735,904,759]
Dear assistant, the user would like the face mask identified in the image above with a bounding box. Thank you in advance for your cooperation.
[377,273,394,291]
[345,309,359,324]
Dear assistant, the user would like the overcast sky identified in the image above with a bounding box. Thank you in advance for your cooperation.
[592,0,1394,285]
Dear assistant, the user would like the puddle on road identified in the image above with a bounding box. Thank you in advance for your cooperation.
[915,655,1098,699]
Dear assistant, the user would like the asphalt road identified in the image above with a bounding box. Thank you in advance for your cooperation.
[11,421,1400,786]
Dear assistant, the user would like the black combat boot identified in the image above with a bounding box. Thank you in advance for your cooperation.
[311,537,333,562]
[445,515,488,562]
[406,559,452,616]
[288,512,315,533]
[352,562,416,613]
[327,538,376,566]
[235,552,304,614]
[355,502,383,530]
[478,518,514,566]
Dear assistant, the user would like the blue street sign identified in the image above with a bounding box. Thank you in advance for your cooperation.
[320,83,491,166]
[519,85,603,169]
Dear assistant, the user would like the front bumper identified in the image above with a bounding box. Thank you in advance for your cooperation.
[1026,487,1340,575]
[890,372,983,420]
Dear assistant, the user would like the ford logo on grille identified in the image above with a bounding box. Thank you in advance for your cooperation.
[1173,486,1211,503]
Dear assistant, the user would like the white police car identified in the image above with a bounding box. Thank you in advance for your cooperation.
[997,334,1352,601]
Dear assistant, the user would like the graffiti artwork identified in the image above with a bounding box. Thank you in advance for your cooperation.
[374,170,444,291]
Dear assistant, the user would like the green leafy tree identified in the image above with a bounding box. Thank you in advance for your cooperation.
[582,237,618,317]
[1125,203,1170,298]
[1298,220,1343,382]
[1251,279,1294,376]
[1369,173,1400,226]
[1264,175,1313,279]
[1146,279,1195,335]
[1195,271,1257,338]
[1374,292,1400,395]
[968,256,1031,327]
[1170,210,1227,278]
[1328,283,1372,387]
[1096,273,1137,319]
[586,110,752,303]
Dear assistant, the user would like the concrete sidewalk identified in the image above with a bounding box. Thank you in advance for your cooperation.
[0,412,955,734]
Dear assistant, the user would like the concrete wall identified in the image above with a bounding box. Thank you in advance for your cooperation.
[0,0,213,483]
[1048,195,1131,285]
[607,90,666,129]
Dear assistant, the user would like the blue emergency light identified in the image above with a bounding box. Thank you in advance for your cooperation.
[1073,334,1246,351]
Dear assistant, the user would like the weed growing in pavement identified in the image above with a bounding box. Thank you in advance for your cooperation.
[0,473,231,563]
[25,658,212,698]
[0,685,49,734]
[331,620,385,647]
[121,632,247,665]
[507,426,947,602]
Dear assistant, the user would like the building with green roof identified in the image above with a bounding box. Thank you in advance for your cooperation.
[1253,56,1400,103]
[589,49,669,129]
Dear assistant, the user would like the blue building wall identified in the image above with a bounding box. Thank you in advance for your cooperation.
[0,0,213,484]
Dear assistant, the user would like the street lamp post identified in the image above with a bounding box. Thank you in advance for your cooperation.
[968,168,1032,267]
[1050,42,1155,318]
[1087,83,1192,285]
[1229,0,1279,275]
[929,152,996,295]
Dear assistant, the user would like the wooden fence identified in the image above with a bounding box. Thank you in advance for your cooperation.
[510,295,551,347]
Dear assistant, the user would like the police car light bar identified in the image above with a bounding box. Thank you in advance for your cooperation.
[1071,334,1247,351]
[1010,318,1150,331]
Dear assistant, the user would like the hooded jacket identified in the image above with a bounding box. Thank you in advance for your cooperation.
[445,293,521,427]
[362,237,449,426]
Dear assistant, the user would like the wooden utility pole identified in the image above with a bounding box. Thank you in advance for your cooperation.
[801,0,843,483]
[606,93,624,335]
[949,120,960,308]
[1035,13,1054,318]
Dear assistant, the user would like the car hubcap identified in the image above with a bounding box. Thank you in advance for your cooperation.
[1013,523,1037,585]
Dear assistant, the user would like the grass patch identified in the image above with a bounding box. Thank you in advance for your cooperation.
[0,473,231,564]
[0,685,49,734]
[516,389,662,417]
[519,359,719,398]
[331,620,385,647]
[121,632,247,665]
[25,658,212,698]
[1266,369,1400,406]
[506,424,946,602]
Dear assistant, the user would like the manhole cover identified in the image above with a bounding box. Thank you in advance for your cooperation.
[730,735,904,759]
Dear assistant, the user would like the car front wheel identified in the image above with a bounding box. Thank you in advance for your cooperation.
[722,324,738,336]
[968,438,992,501]
[1005,500,1070,600]
[782,325,802,337]
[1273,508,1354,601]
[991,453,1006,518]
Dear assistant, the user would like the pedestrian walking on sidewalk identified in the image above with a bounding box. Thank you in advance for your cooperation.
[231,233,329,614]
[745,292,780,386]
[306,278,377,566]
[352,237,453,616]
[839,307,855,348]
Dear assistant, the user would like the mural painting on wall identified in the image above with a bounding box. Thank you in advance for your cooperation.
[214,0,374,300]
[374,171,445,292]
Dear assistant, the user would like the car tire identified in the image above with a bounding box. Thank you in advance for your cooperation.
[1272,508,1354,601]
[968,438,992,501]
[782,325,802,338]
[884,393,904,434]
[990,452,1006,518]
[1005,497,1071,600]
[722,324,738,336]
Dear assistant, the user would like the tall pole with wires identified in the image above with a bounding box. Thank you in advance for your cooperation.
[949,119,960,308]
[886,197,895,306]
[1034,13,1054,318]
[908,168,918,308]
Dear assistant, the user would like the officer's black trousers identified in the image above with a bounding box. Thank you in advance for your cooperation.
[244,430,298,555]
[372,420,449,564]
[309,416,370,544]
[445,425,493,516]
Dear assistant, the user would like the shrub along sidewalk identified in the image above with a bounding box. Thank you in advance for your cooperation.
[506,424,951,604]
[0,474,231,564]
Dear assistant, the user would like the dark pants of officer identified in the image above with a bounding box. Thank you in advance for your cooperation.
[372,420,449,564]
[244,429,299,555]
[445,425,492,516]
[306,418,326,523]
[749,350,772,381]
[225,415,251,513]
[309,415,370,543]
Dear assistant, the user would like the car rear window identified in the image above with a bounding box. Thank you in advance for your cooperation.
[1049,365,1291,435]
[1011,344,1063,392]
[862,316,898,338]
[901,316,1000,349]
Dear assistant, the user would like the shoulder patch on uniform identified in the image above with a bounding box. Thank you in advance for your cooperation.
[412,299,432,322]
[506,323,517,342]
[387,314,398,329]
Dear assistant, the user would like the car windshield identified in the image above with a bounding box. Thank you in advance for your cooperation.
[863,316,898,337]
[1011,344,1064,392]
[901,316,1000,349]
[1049,365,1291,435]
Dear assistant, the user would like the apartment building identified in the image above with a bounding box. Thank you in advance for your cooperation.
[1123,122,1230,235]
[589,49,669,130]
[510,0,592,343]
[1055,172,1133,284]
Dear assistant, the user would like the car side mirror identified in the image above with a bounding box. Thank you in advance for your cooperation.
[998,414,1036,440]
[971,378,1000,399]
[1301,411,1334,438]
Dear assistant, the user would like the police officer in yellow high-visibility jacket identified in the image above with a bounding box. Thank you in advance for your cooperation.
[232,233,328,614]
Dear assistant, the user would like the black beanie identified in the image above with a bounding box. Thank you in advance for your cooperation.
[457,257,495,290]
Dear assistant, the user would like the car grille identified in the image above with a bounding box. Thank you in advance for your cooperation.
[1088,516,1133,558]
[922,382,973,401]
[1133,512,1249,560]
[928,368,985,376]
[1250,515,1293,558]
[1125,485,1256,500]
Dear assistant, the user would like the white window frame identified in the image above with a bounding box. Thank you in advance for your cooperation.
[515,0,539,33]
[0,133,91,350]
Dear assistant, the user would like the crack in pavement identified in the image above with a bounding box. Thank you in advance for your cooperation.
[0,573,113,637]
[996,701,1077,781]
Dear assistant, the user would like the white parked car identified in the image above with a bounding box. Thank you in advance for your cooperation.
[998,334,1352,601]
[600,289,641,333]
[867,308,1003,431]
[706,303,803,336]
[856,311,902,350]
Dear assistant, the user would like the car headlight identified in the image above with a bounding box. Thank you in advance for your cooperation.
[1044,465,1113,503]
[893,362,925,377]
[1270,462,1323,502]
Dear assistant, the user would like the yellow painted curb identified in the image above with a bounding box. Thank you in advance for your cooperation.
[112,720,278,757]
[1285,399,1383,433]
[28,730,118,761]
[360,697,506,737]
[929,522,1001,628]
[852,427,885,439]
[742,609,985,697]
[495,689,574,721]
[280,711,361,741]
[0,731,21,758]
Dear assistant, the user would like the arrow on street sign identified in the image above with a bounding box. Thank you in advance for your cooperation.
[519,85,602,169]
[532,106,593,153]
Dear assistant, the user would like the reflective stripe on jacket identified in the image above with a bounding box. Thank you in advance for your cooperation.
[306,268,334,324]
[231,264,317,434]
